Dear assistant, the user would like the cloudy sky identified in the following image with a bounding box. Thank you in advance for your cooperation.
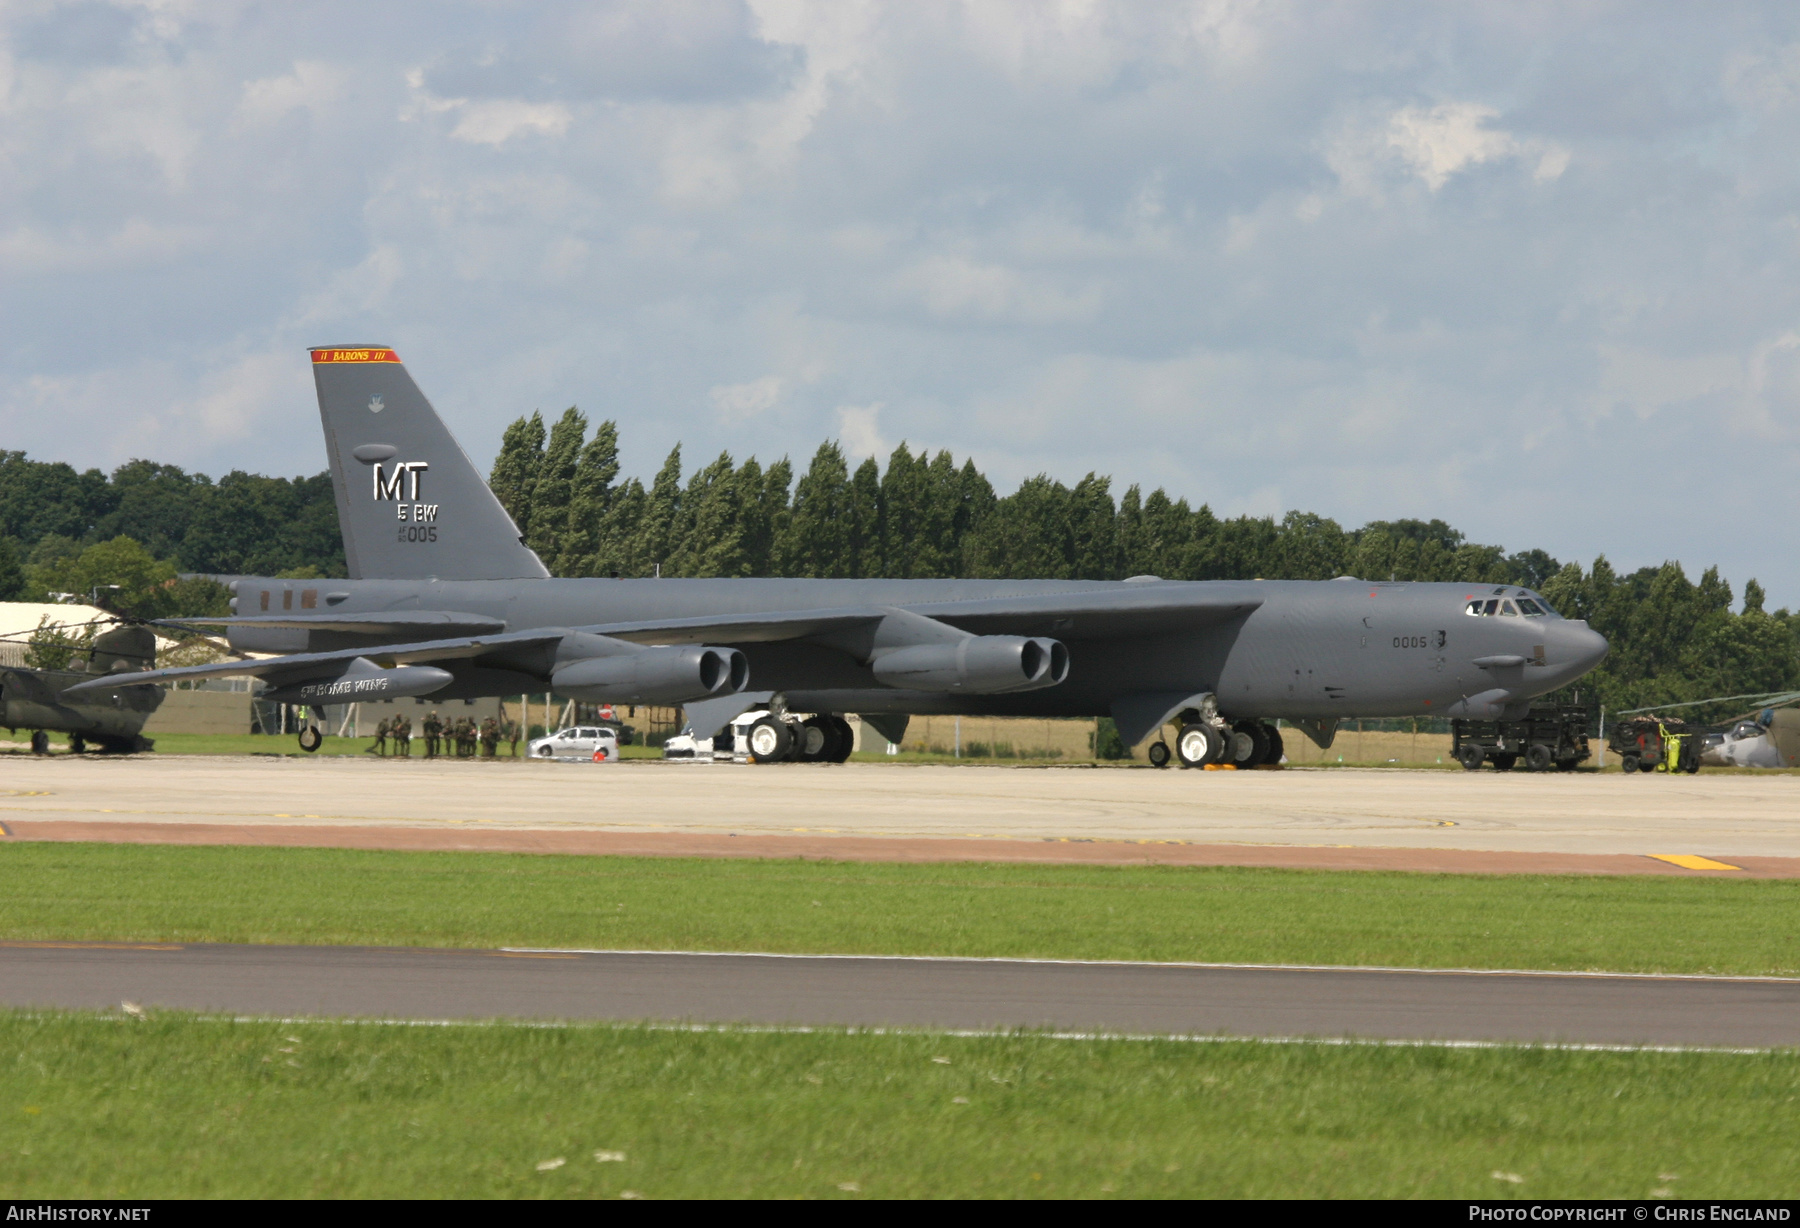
[4,1,1799,600]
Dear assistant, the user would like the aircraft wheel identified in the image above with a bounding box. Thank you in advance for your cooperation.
[297,726,323,753]
[1175,723,1221,768]
[1525,744,1553,772]
[1555,758,1579,772]
[826,716,855,762]
[1147,741,1171,769]
[747,716,793,764]
[1230,720,1270,766]
[1620,754,1639,774]
[1262,724,1284,765]
[1457,744,1484,771]
[69,735,85,755]
[29,731,48,755]
[795,717,833,762]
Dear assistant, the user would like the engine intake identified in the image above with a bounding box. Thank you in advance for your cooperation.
[552,643,749,705]
[871,635,1069,694]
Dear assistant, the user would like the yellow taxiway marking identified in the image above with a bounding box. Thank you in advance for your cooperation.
[1649,854,1743,871]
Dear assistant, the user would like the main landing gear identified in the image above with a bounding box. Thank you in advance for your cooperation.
[1154,718,1284,769]
[746,714,855,765]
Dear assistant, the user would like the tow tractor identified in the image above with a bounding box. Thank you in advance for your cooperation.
[662,705,855,764]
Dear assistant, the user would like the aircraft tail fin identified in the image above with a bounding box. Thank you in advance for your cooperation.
[311,346,549,581]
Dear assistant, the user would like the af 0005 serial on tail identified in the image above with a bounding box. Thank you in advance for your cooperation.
[70,346,1609,765]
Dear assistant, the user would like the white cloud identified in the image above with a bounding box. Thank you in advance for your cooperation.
[450,100,572,146]
[238,61,343,126]
[836,403,888,459]
[710,374,783,419]
[1329,100,1570,196]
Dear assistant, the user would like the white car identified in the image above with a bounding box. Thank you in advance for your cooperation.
[529,725,621,762]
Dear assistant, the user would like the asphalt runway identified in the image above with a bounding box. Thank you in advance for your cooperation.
[4,941,1796,1047]
[3,754,1800,865]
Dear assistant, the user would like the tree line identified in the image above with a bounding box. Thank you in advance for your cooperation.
[0,414,1794,719]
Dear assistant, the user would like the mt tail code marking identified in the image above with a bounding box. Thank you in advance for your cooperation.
[312,348,402,364]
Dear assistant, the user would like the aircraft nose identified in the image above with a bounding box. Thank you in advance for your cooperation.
[1548,620,1609,675]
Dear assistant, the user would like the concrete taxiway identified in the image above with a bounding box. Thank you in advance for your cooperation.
[3,941,1794,1047]
[2,755,1799,868]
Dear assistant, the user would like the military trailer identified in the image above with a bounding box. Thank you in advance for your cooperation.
[1451,704,1591,772]
[1608,716,1702,775]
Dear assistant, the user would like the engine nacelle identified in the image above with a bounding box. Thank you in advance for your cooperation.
[871,635,1069,694]
[551,644,749,705]
[263,657,452,705]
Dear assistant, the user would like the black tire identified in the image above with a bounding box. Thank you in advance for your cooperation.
[29,731,48,755]
[1492,753,1518,772]
[1175,723,1221,768]
[747,716,794,764]
[1525,744,1553,772]
[1147,741,1172,769]
[1262,724,1284,765]
[1458,744,1484,771]
[297,726,323,753]
[795,716,834,762]
[1685,759,1700,775]
[1639,758,1657,773]
[1621,754,1639,774]
[825,716,855,762]
[537,744,555,759]
[1230,720,1271,766]
[69,735,85,755]
[1555,758,1578,772]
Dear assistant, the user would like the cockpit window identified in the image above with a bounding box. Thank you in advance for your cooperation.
[1517,598,1544,616]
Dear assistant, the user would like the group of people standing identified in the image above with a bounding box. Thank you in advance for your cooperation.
[369,711,522,759]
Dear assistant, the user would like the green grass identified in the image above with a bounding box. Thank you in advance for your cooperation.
[4,844,1799,975]
[0,1011,1792,1198]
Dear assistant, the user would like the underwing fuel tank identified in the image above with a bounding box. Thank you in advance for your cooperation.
[261,657,452,705]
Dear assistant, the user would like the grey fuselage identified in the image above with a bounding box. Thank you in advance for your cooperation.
[219,574,1608,722]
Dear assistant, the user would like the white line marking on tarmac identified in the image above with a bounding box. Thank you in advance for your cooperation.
[495,947,1800,984]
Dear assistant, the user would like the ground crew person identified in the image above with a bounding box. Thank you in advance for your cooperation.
[372,717,388,756]
[395,715,412,757]
[481,716,499,757]
[423,711,441,758]
[507,718,522,757]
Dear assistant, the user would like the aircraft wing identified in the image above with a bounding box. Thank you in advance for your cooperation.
[901,586,1261,640]
[64,628,569,694]
[584,588,1262,647]
[161,611,508,635]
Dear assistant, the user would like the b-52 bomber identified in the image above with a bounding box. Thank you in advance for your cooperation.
[72,346,1609,768]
